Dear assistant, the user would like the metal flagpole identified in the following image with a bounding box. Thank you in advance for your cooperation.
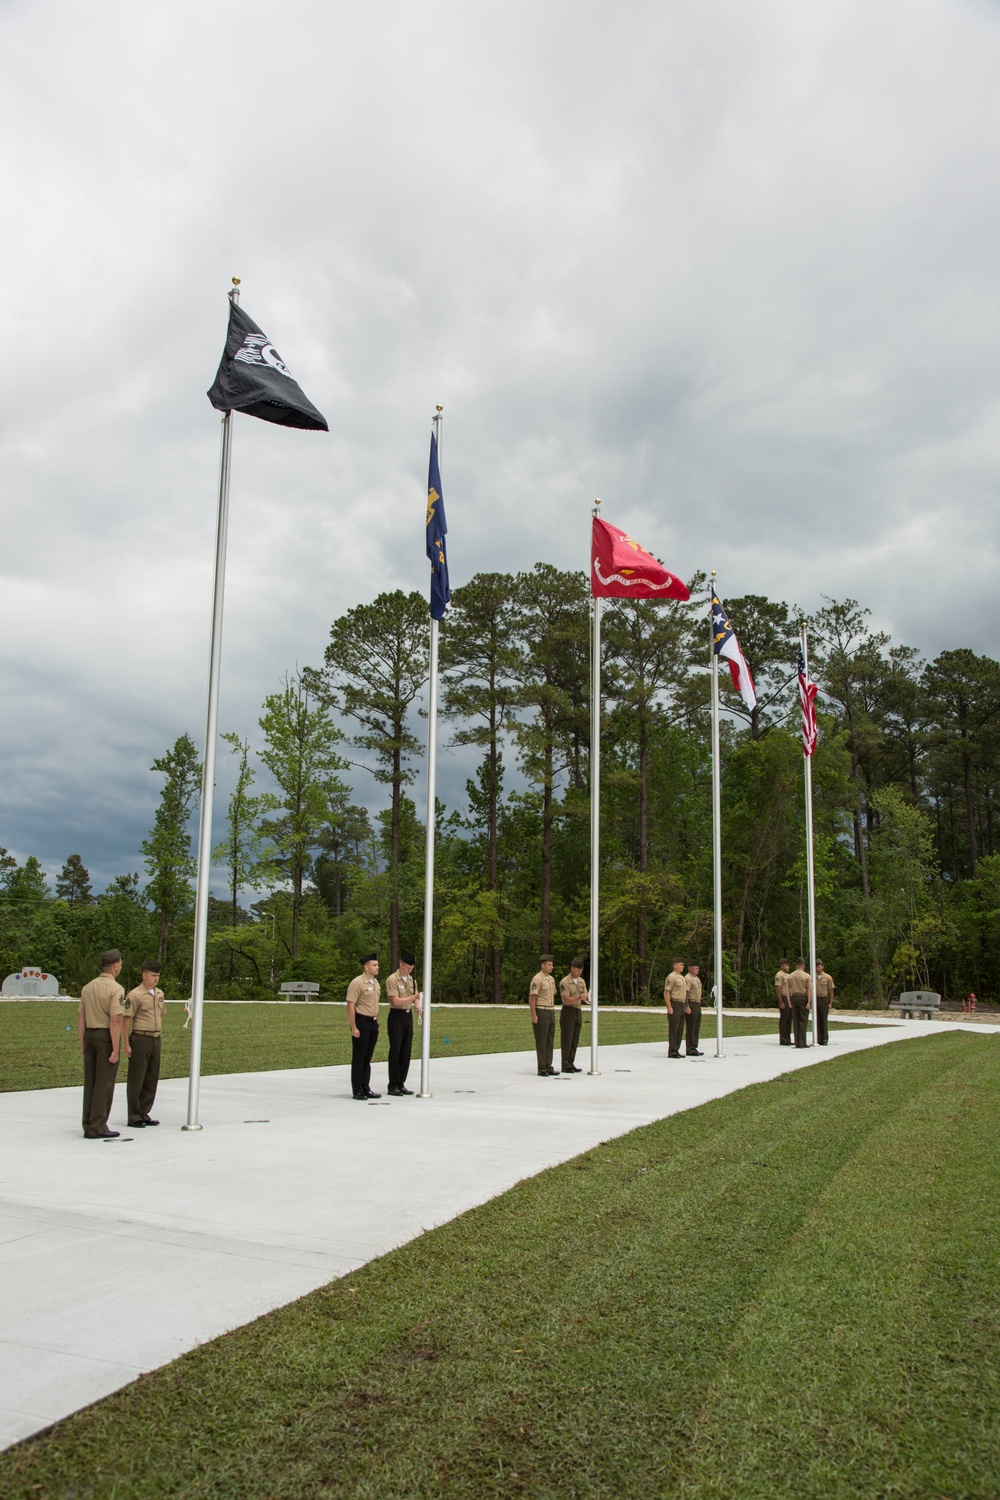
[589,500,602,1076]
[418,407,443,1099]
[184,277,240,1131]
[710,572,724,1058]
[801,619,819,1046]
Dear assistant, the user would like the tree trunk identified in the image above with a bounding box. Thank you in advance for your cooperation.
[636,714,649,997]
[963,748,979,877]
[390,737,401,970]
[488,699,502,1004]
[540,734,553,952]
[157,908,168,967]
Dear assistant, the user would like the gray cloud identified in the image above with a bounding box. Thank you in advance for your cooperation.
[2,0,1000,884]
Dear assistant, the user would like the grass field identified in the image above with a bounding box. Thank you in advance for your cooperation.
[2,1031,996,1498]
[0,1002,856,1093]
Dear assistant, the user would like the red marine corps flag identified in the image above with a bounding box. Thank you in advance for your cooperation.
[588,506,689,1078]
[591,516,690,600]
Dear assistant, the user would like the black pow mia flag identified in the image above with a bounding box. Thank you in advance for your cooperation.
[207,300,328,430]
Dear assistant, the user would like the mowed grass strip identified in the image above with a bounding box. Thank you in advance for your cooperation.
[2,1033,996,1500]
[0,1002,843,1092]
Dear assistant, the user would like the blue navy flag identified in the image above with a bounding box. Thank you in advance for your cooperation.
[426,431,450,620]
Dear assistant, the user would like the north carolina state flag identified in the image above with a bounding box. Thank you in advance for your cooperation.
[591,516,689,600]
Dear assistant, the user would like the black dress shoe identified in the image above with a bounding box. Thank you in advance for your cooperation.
[128,1119,146,1128]
[365,1089,383,1099]
[97,1130,121,1139]
[353,1092,368,1100]
[668,1052,681,1059]
[387,1086,403,1096]
[687,1050,704,1057]
[397,1086,414,1095]
[143,1117,159,1126]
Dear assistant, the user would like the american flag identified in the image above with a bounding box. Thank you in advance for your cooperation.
[798,650,818,757]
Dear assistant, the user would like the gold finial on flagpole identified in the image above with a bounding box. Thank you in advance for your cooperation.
[232,276,241,286]
[436,405,443,413]
[711,569,717,579]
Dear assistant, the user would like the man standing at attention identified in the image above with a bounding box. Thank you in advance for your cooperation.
[664,959,689,1058]
[774,959,792,1046]
[346,953,381,1100]
[386,949,421,1096]
[685,961,704,1056]
[815,960,835,1047]
[78,948,129,1139]
[125,958,165,1127]
[529,955,558,1076]
[787,958,812,1049]
[558,958,588,1073]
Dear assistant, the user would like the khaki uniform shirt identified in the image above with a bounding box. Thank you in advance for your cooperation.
[78,973,127,1028]
[664,972,687,1006]
[127,985,164,1034]
[815,972,835,1001]
[774,969,791,1000]
[787,968,811,998]
[685,974,703,1004]
[559,975,587,1006]
[386,970,416,1010]
[346,973,380,1018]
[530,972,557,1008]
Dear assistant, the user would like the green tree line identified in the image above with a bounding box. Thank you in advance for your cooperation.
[4,572,1000,1006]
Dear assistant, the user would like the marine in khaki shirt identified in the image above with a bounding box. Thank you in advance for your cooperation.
[774,963,791,1004]
[385,968,419,1012]
[558,960,588,1075]
[685,970,703,1005]
[664,959,689,1059]
[126,981,165,1034]
[786,962,811,998]
[529,956,558,1076]
[346,970,381,1019]
[815,964,835,1002]
[559,972,588,1007]
[78,949,128,1138]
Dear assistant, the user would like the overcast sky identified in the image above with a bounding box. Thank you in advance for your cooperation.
[2,0,1000,892]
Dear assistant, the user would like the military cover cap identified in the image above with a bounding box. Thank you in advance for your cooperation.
[571,957,585,969]
[141,958,161,973]
[400,949,416,966]
[539,953,554,963]
[361,951,378,964]
[100,949,122,967]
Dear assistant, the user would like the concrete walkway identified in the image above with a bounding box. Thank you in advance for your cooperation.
[0,1019,992,1450]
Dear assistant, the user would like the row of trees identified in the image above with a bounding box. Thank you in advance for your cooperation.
[5,569,1000,1005]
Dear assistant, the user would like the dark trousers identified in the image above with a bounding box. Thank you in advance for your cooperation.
[351,1015,379,1095]
[533,1008,555,1072]
[560,1004,582,1068]
[685,1001,702,1053]
[668,1006,688,1055]
[82,1028,118,1136]
[127,1033,161,1122]
[778,1002,792,1044]
[387,1008,413,1087]
[791,996,810,1048]
[816,998,830,1046]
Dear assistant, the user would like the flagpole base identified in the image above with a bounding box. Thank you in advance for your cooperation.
[181,1123,204,1132]
[418,1091,432,1100]
[588,1069,601,1077]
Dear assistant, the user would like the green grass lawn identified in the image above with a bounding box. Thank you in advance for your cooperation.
[2,1032,996,1499]
[0,1002,849,1092]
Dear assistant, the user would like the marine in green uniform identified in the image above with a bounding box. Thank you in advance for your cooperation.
[774,960,792,1046]
[664,959,689,1058]
[787,958,811,1048]
[558,959,588,1073]
[684,963,704,1056]
[815,960,834,1047]
[529,956,558,1076]
[78,949,129,1138]
[386,950,421,1095]
[125,959,165,1126]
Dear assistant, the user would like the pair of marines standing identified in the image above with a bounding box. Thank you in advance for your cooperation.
[773,958,836,1047]
[345,950,421,1099]
[663,960,704,1057]
[78,948,166,1137]
[528,956,588,1075]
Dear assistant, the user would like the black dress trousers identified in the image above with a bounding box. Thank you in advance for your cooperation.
[351,1015,379,1095]
[387,1008,414,1088]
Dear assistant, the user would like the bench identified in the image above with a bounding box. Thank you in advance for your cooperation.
[279,981,320,1002]
[889,991,941,1019]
